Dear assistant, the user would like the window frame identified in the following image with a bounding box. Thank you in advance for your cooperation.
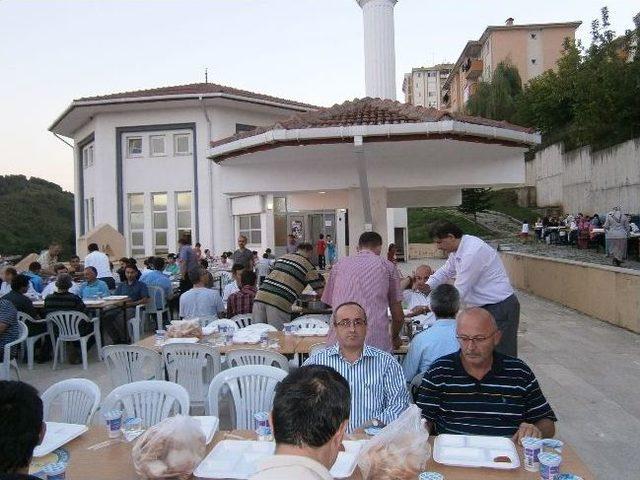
[152,192,169,255]
[173,133,191,156]
[128,193,146,257]
[238,214,262,245]
[175,191,192,246]
[149,135,166,157]
[127,137,143,157]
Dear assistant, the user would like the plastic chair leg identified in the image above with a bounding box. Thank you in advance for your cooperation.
[80,338,89,370]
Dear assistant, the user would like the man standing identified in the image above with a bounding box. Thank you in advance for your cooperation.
[322,232,403,352]
[304,302,409,432]
[37,242,62,275]
[424,222,520,356]
[315,234,327,270]
[178,236,199,292]
[253,243,324,330]
[84,243,115,289]
[250,365,350,480]
[231,235,254,269]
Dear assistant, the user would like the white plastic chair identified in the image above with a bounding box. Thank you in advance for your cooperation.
[103,345,164,388]
[0,320,28,380]
[46,311,102,370]
[17,312,49,370]
[102,380,190,429]
[41,378,101,425]
[140,286,169,331]
[225,348,290,372]
[162,343,222,410]
[207,319,238,332]
[243,323,277,333]
[290,315,329,329]
[308,342,327,357]
[207,365,287,429]
[229,314,253,329]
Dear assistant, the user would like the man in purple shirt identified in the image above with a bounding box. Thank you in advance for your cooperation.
[178,236,199,292]
[321,231,404,352]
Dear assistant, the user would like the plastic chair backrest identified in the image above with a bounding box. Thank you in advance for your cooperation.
[146,286,166,314]
[1,320,28,377]
[290,316,329,329]
[46,311,91,340]
[102,380,190,429]
[242,323,277,333]
[162,343,222,405]
[229,314,253,329]
[41,378,101,426]
[103,345,164,388]
[208,365,287,429]
[225,349,290,372]
[17,311,43,326]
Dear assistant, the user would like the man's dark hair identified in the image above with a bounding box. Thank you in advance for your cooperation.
[429,284,460,319]
[119,257,129,263]
[152,257,166,271]
[70,255,80,261]
[11,274,30,292]
[124,264,139,275]
[56,273,73,291]
[4,267,17,277]
[53,263,67,274]
[319,233,324,239]
[84,266,98,276]
[262,253,269,259]
[272,365,350,448]
[0,381,43,473]
[167,253,176,260]
[430,221,464,239]
[200,259,209,269]
[178,237,191,246]
[240,270,257,287]
[144,256,155,268]
[188,268,204,285]
[265,248,272,254]
[297,242,313,253]
[28,262,41,273]
[358,231,382,248]
[87,243,99,252]
[231,263,245,274]
[195,243,201,248]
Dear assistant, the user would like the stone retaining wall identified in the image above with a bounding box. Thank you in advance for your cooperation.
[408,243,445,260]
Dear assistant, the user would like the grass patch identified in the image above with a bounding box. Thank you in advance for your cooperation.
[408,207,494,243]
[488,189,542,224]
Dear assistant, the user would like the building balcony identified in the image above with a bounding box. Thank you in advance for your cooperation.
[463,59,483,80]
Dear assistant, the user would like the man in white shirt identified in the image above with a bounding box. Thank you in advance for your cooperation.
[402,264,436,327]
[222,264,244,305]
[423,222,520,356]
[84,243,115,289]
[250,365,349,480]
[179,268,225,320]
[255,253,273,285]
[0,267,37,298]
[41,264,81,297]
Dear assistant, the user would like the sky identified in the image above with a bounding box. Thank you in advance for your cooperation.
[0,0,637,192]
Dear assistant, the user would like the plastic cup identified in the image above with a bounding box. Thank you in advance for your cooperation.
[260,331,269,346]
[418,473,444,480]
[155,329,167,345]
[283,323,295,335]
[218,325,229,334]
[43,461,66,480]
[103,409,123,438]
[521,437,543,472]
[538,452,562,480]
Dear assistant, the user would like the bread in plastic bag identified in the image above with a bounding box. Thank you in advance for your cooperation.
[132,415,206,479]
[166,320,203,339]
[357,404,431,480]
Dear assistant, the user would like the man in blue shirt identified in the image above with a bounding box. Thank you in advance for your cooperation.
[140,257,173,307]
[402,284,461,384]
[24,262,44,294]
[78,266,110,299]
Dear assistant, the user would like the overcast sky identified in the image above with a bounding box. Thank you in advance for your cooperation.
[0,0,637,192]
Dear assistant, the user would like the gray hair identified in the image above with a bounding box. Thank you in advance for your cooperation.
[55,273,73,291]
[429,284,460,319]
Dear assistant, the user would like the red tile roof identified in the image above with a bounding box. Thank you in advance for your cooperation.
[210,97,534,148]
[74,82,318,110]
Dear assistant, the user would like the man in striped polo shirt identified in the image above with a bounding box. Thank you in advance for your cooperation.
[416,308,556,442]
[252,243,325,329]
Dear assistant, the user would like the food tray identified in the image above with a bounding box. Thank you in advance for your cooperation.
[33,422,88,457]
[433,434,520,470]
[192,416,220,444]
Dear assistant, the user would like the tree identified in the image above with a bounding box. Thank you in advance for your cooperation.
[466,62,522,122]
[458,188,493,223]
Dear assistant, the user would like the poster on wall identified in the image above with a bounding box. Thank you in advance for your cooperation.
[291,220,303,240]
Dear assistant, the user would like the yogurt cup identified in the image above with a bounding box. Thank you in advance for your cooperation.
[256,425,273,441]
[218,325,229,334]
[254,411,270,430]
[538,452,562,480]
[283,323,297,335]
[555,475,583,480]
[103,409,123,438]
[43,461,66,480]
[521,436,543,472]
[542,438,564,453]
[418,473,444,480]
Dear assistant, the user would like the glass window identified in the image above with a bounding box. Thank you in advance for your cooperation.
[153,212,168,229]
[238,214,261,245]
[177,211,191,229]
[152,193,168,255]
[239,216,250,230]
[177,192,191,210]
[127,137,142,157]
[174,134,191,155]
[175,192,192,246]
[128,193,145,256]
[152,193,167,211]
[130,212,145,230]
[150,135,166,156]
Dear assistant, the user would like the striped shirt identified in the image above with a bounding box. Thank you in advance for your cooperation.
[321,250,402,352]
[416,351,556,437]
[255,253,324,314]
[303,344,410,432]
[0,299,19,357]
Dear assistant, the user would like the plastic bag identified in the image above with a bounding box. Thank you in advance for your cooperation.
[132,415,206,479]
[357,405,431,480]
[166,320,203,339]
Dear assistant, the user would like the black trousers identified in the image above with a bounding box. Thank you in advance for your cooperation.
[481,294,520,357]
[317,254,326,270]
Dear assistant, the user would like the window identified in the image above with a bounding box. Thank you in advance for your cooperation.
[238,214,261,245]
[89,197,95,230]
[174,134,191,155]
[427,72,436,78]
[128,193,145,257]
[150,135,166,156]
[152,193,168,255]
[236,124,257,134]
[127,137,143,157]
[82,144,94,168]
[176,191,192,244]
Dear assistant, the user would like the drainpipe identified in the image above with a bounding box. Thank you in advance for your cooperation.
[200,96,216,250]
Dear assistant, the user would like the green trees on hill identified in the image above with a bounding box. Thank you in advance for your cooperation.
[0,175,75,258]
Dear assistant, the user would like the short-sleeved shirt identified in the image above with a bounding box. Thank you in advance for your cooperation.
[227,285,257,317]
[231,248,254,268]
[401,319,459,382]
[416,351,557,437]
[254,253,325,314]
[115,280,149,302]
[43,291,86,315]
[140,270,172,303]
[179,287,225,319]
[78,279,110,299]
[2,290,38,319]
[37,249,58,270]
[316,239,326,255]
[24,272,43,293]
[0,299,19,357]
[178,244,199,274]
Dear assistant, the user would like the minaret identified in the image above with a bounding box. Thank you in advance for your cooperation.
[356,0,398,100]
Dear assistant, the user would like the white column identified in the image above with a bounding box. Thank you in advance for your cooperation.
[347,187,389,253]
[356,0,398,100]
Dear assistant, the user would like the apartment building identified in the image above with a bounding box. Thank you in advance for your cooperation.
[402,63,453,108]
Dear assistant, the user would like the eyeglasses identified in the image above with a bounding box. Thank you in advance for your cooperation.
[334,319,367,328]
[456,330,498,344]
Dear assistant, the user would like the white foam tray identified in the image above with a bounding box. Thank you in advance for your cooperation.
[293,328,329,337]
[34,422,88,457]
[192,416,220,445]
[433,434,520,470]
[193,439,364,479]
[164,337,199,344]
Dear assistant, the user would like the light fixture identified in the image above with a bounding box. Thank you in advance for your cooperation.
[318,191,326,194]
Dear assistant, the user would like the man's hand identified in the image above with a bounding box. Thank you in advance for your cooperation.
[512,422,542,443]
[408,305,429,317]
[414,281,431,295]
[392,335,402,350]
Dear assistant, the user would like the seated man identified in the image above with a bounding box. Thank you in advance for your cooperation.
[140,257,173,304]
[179,268,225,320]
[163,253,180,276]
[23,262,43,294]
[227,270,257,317]
[68,254,83,275]
[222,263,244,305]
[2,275,38,320]
[78,266,110,299]
[0,381,47,479]
[250,365,350,480]
[104,265,149,344]
[41,264,81,297]
[303,302,409,432]
[402,284,461,383]
[0,298,19,362]
[0,268,36,298]
[401,264,436,327]
[416,307,557,442]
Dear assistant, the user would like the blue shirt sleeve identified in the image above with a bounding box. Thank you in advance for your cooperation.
[402,337,423,382]
[139,282,149,299]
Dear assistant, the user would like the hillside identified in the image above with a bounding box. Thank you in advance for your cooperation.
[0,175,75,258]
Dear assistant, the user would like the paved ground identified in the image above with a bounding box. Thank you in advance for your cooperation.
[17,260,638,478]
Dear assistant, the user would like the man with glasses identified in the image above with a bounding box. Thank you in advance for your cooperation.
[416,307,556,443]
[303,302,409,433]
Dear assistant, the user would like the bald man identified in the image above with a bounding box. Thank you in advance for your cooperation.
[402,265,436,327]
[416,308,556,443]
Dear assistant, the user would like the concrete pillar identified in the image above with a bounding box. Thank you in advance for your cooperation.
[347,187,389,253]
[356,0,398,100]
[211,163,235,253]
